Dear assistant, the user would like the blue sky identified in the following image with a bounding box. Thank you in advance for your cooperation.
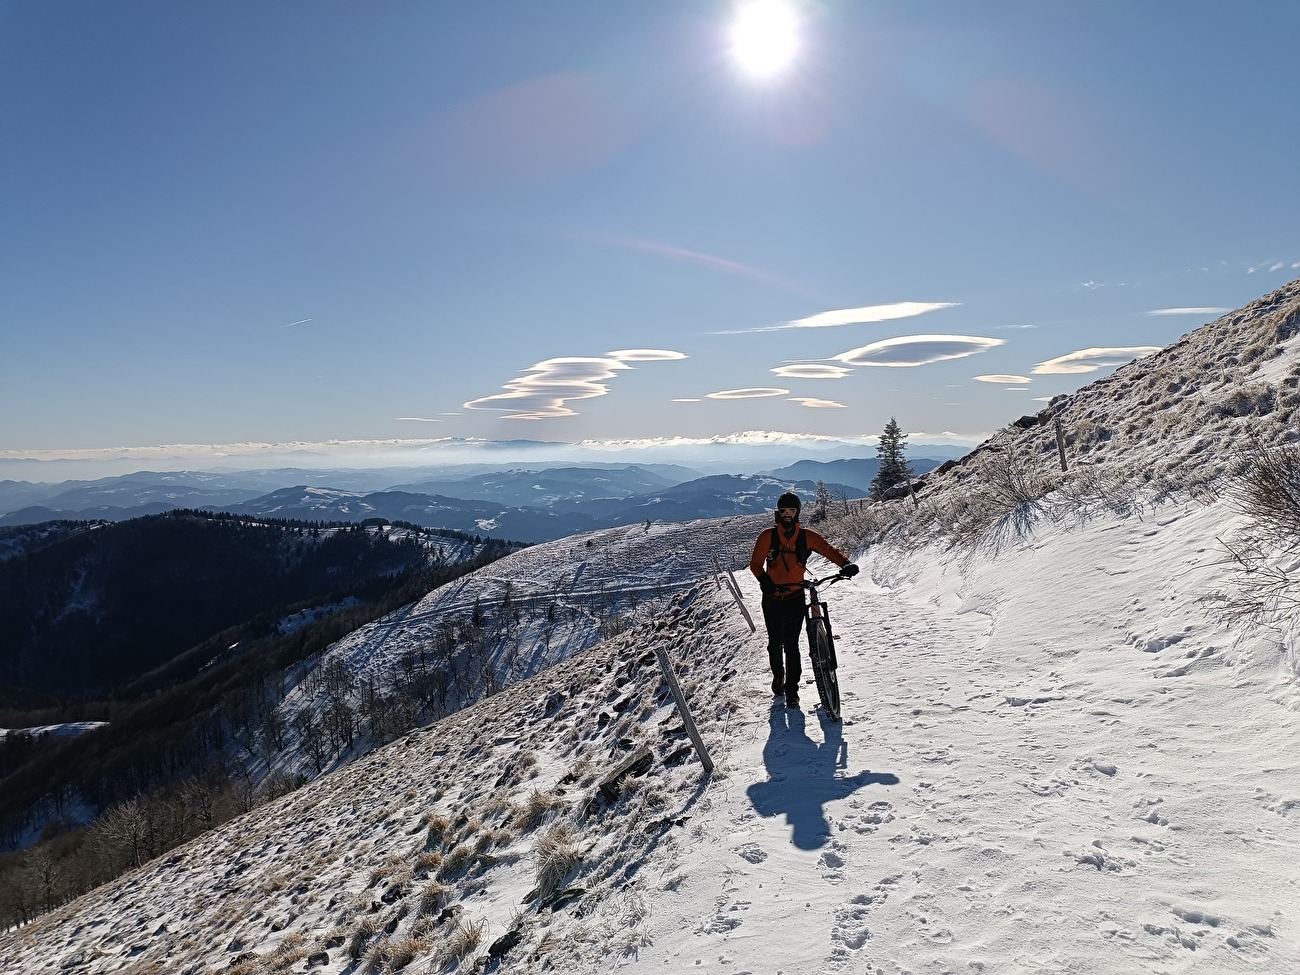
[2,0,1297,472]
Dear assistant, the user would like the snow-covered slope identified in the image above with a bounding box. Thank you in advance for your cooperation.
[4,279,1300,974]
[6,485,1298,974]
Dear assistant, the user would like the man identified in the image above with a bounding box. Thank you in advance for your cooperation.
[749,491,858,708]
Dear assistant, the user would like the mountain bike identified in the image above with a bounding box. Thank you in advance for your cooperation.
[776,571,849,722]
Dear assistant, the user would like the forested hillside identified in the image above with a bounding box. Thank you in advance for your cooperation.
[0,511,509,697]
[0,512,524,847]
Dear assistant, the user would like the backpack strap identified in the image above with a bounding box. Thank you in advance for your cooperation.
[769,527,809,566]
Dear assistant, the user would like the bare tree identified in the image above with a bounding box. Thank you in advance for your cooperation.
[90,798,148,870]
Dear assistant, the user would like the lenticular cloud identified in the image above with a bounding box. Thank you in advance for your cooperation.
[770,364,853,379]
[465,350,687,419]
[788,301,958,329]
[1033,346,1162,375]
[835,334,1004,368]
[706,387,790,400]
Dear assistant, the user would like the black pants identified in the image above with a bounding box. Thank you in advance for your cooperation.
[762,594,805,694]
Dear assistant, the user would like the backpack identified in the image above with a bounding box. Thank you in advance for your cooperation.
[769,526,809,567]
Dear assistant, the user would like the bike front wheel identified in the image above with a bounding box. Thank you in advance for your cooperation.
[809,620,841,721]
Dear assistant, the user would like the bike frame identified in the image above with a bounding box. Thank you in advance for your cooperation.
[775,571,847,719]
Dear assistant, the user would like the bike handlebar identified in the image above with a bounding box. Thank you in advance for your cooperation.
[773,571,850,594]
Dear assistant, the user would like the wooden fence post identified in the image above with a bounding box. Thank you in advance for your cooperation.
[712,556,756,633]
[652,645,714,774]
[1054,416,1069,471]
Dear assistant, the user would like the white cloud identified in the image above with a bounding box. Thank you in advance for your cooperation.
[1146,307,1229,317]
[395,417,442,422]
[770,364,852,379]
[974,374,1032,384]
[1032,346,1161,375]
[465,350,686,420]
[715,301,958,334]
[787,301,958,329]
[672,397,702,403]
[576,430,876,450]
[464,357,630,419]
[605,349,689,361]
[834,334,1004,368]
[705,387,790,400]
[789,397,845,409]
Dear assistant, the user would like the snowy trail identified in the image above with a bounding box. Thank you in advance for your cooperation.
[630,499,1300,974]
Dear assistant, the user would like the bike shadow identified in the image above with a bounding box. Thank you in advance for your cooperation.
[745,700,900,850]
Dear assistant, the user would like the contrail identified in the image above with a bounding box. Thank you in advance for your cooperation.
[279,318,313,328]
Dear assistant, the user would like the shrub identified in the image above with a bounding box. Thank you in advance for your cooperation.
[1216,430,1300,626]
[1227,429,1300,546]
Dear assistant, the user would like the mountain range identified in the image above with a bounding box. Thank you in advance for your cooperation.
[0,456,955,542]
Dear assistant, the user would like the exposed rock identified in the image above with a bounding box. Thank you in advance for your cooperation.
[597,744,654,802]
[489,929,524,959]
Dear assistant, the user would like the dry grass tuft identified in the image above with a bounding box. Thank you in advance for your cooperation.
[534,823,582,900]
[423,813,453,849]
[416,879,450,917]
[413,850,444,875]
[512,789,564,832]
[435,916,486,967]
[438,842,475,879]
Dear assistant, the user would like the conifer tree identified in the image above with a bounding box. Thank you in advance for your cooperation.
[812,480,832,523]
[870,417,914,500]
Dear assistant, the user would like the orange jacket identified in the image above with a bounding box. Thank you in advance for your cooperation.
[749,521,849,597]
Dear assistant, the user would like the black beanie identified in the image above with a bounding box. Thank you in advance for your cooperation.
[777,491,801,511]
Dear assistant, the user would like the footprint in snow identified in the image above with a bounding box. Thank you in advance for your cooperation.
[1134,796,1169,826]
[734,842,767,864]
[827,893,875,963]
[696,899,750,935]
[841,800,896,835]
[1254,789,1300,818]
[819,840,848,879]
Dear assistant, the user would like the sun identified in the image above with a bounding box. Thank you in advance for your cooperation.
[728,0,801,79]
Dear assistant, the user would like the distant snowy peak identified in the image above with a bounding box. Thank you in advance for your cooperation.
[250,485,375,516]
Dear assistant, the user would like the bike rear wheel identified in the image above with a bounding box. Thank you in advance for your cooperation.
[809,620,841,721]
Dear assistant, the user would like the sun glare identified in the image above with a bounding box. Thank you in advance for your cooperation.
[728,0,801,79]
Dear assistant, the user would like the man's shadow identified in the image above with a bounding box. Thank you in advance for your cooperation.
[746,701,900,849]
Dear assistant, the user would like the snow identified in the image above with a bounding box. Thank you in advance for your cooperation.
[4,484,1299,974]
[3,281,1300,973]
[0,722,107,741]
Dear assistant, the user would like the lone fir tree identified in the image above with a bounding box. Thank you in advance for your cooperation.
[810,479,833,523]
[870,417,914,499]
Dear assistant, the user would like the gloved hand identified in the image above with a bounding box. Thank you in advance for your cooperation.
[840,563,859,578]
[758,571,775,596]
